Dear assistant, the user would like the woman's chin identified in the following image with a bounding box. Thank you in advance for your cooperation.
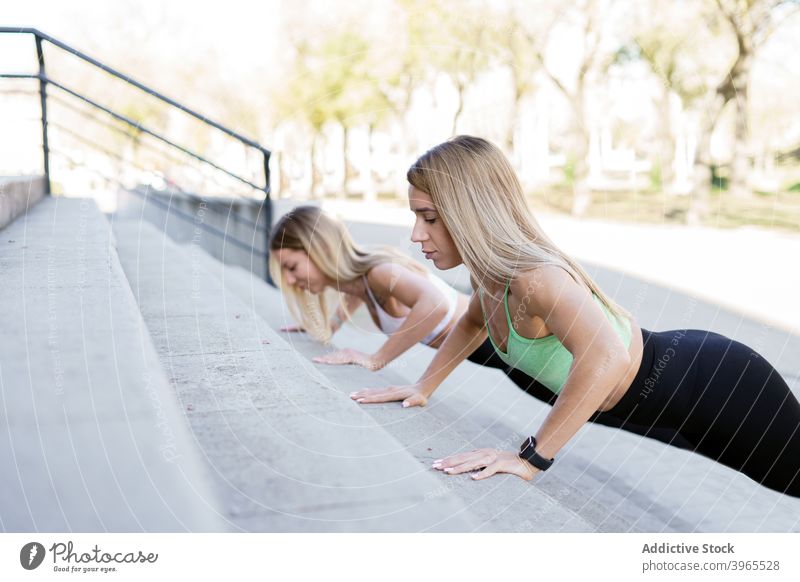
[431,256,449,270]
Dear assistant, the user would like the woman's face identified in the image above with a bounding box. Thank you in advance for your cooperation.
[275,248,330,294]
[409,184,462,270]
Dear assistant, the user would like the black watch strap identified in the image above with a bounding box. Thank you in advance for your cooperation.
[518,436,554,471]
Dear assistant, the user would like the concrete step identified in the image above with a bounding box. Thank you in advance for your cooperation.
[0,196,227,532]
[333,306,800,533]
[111,219,482,532]
[189,246,639,532]
[195,246,800,532]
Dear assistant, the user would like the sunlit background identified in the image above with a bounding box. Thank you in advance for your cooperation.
[3,0,799,224]
[3,1,800,535]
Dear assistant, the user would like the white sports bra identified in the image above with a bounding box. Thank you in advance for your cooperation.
[362,271,460,345]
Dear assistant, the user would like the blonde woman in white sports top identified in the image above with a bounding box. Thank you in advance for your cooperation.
[268,205,472,372]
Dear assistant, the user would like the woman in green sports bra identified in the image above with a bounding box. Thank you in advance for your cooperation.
[350,135,647,482]
[350,135,800,496]
[479,278,633,396]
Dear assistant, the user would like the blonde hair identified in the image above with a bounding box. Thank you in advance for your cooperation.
[407,135,633,330]
[269,205,428,343]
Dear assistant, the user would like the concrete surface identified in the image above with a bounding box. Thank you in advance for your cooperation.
[112,218,483,532]
[191,245,639,532]
[207,218,800,532]
[0,175,45,230]
[0,196,228,532]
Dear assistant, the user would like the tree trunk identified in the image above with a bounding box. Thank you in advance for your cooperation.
[310,135,321,199]
[689,92,728,225]
[506,81,523,156]
[728,54,753,199]
[659,86,675,193]
[570,89,592,217]
[571,127,592,216]
[396,78,415,200]
[341,124,352,198]
[277,151,290,198]
[451,81,465,136]
[364,123,376,202]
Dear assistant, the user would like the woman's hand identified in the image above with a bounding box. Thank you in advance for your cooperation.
[312,348,384,370]
[279,324,305,332]
[349,384,429,408]
[432,449,540,482]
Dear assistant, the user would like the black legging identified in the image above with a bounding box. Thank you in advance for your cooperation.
[603,327,800,497]
[466,338,694,450]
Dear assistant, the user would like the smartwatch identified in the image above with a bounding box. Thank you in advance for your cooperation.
[518,436,554,471]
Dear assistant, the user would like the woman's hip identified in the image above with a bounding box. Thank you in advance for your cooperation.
[604,327,781,428]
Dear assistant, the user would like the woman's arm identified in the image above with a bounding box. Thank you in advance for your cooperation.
[284,294,363,334]
[526,266,631,460]
[434,265,631,480]
[368,263,451,368]
[331,293,364,333]
[314,263,451,370]
[351,291,487,406]
[415,292,487,396]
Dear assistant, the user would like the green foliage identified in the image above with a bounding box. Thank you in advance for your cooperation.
[563,157,576,187]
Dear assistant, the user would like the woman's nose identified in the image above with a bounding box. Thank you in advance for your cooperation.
[411,221,427,243]
[285,271,296,285]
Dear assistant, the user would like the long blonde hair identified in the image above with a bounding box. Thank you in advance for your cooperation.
[407,135,633,329]
[269,205,428,343]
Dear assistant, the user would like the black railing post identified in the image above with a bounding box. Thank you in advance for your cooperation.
[35,34,51,195]
[263,150,274,286]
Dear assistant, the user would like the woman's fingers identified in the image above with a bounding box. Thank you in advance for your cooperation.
[432,450,539,482]
[354,388,408,404]
[402,392,427,408]
[471,464,500,480]
[348,385,425,406]
[313,350,353,365]
[432,449,492,471]
[442,456,492,475]
[349,386,399,400]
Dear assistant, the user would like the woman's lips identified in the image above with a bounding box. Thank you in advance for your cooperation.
[424,251,437,260]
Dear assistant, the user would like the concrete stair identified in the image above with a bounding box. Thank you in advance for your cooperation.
[7,196,796,532]
[111,219,482,532]
[190,242,800,532]
[189,242,648,532]
[0,197,226,531]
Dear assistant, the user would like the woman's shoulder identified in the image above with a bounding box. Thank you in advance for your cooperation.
[509,264,586,303]
[365,261,417,294]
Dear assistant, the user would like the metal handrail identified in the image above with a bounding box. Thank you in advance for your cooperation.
[0,27,270,155]
[52,120,270,235]
[0,27,274,282]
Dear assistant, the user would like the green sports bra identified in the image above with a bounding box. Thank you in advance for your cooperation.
[479,279,633,395]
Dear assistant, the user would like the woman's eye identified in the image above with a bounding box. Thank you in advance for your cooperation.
[424,218,437,224]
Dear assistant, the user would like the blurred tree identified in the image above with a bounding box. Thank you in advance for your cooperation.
[489,0,543,157]
[428,0,494,135]
[627,0,715,194]
[321,31,374,197]
[525,0,623,216]
[381,0,439,196]
[272,37,332,197]
[708,0,800,200]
